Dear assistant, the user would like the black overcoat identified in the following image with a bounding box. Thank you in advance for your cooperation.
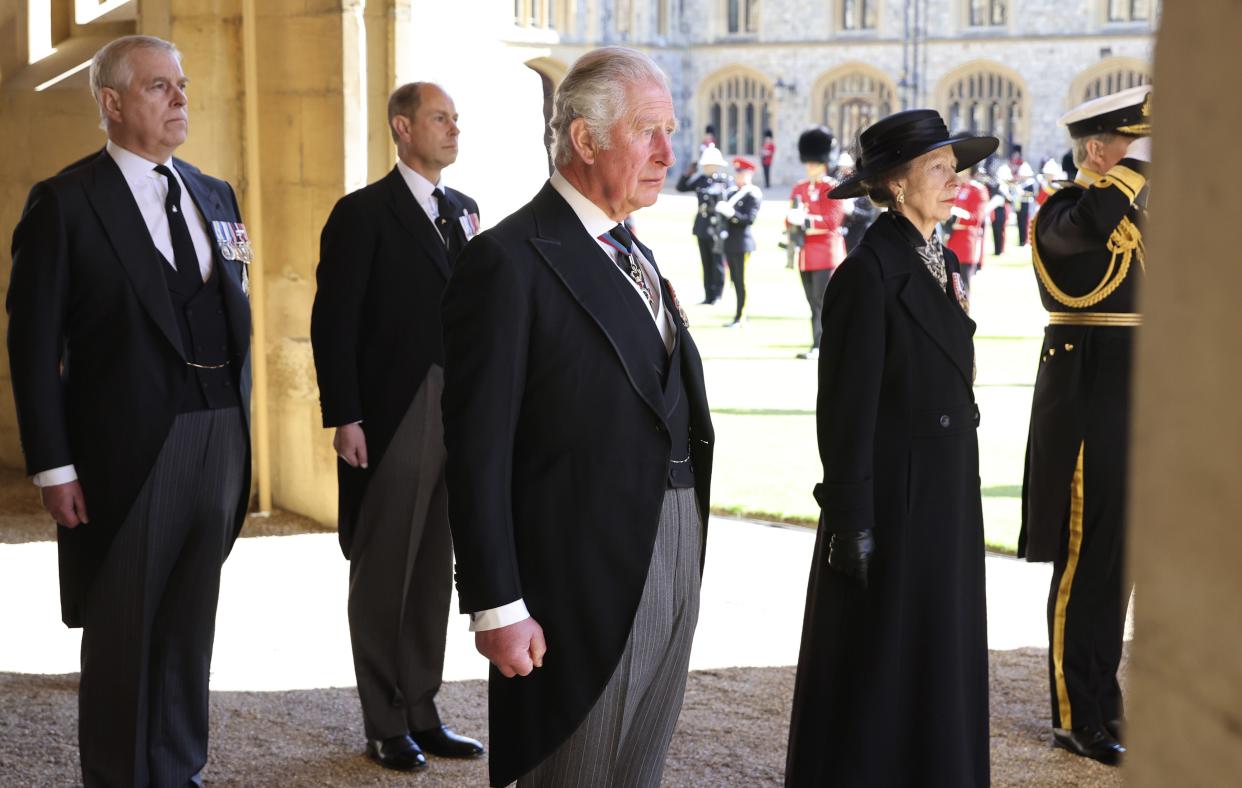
[7,150,253,626]
[786,211,989,787]
[309,167,477,557]
[441,182,714,787]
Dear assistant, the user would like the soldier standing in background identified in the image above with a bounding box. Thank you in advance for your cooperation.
[761,129,776,188]
[786,127,848,360]
[944,163,990,296]
[716,157,763,327]
[676,145,733,304]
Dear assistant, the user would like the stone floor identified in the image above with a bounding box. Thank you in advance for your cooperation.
[0,469,1125,786]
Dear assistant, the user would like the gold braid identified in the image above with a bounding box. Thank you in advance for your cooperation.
[1031,208,1143,309]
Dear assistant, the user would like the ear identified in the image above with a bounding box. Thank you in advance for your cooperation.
[100,87,123,125]
[569,117,597,165]
[390,114,411,144]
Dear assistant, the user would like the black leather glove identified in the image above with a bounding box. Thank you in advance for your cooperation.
[827,529,875,589]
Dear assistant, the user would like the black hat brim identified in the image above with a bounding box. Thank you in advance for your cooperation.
[829,135,999,199]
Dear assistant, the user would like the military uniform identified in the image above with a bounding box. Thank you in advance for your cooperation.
[1020,84,1152,765]
[676,146,733,303]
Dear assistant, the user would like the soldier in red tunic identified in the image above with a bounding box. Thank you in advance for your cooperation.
[761,129,776,188]
[944,167,990,295]
[786,127,848,360]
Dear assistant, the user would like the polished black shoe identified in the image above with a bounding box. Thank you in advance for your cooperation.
[1105,718,1124,744]
[411,725,485,758]
[366,733,427,771]
[1053,726,1125,766]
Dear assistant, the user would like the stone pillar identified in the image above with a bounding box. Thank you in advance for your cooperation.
[1124,1,1242,783]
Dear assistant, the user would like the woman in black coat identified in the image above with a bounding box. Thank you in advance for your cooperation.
[785,110,998,788]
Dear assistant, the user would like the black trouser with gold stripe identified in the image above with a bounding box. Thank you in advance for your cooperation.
[1045,333,1133,733]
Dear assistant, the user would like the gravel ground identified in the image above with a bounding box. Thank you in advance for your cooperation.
[0,468,1123,786]
[0,653,1125,786]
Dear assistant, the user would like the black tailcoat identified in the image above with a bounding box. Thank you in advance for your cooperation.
[7,150,253,626]
[310,167,478,557]
[441,182,714,788]
[787,212,989,787]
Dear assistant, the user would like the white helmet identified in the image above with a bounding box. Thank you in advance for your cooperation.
[698,145,727,169]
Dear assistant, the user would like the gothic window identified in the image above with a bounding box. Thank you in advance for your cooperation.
[727,0,760,34]
[705,71,772,156]
[944,68,1024,151]
[1079,66,1150,102]
[968,0,1007,26]
[841,0,878,31]
[820,71,894,147]
[1108,0,1151,22]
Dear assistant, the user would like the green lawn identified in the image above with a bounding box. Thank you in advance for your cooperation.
[638,190,1043,553]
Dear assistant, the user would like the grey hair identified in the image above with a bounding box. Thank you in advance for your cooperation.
[550,46,670,167]
[89,35,181,129]
[1071,132,1118,169]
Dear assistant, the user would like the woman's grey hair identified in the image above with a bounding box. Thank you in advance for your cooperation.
[89,35,181,128]
[550,47,670,167]
[1071,132,1118,169]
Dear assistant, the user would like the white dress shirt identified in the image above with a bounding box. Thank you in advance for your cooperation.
[395,158,445,229]
[468,171,678,633]
[32,141,215,488]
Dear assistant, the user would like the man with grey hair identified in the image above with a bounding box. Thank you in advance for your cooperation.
[442,46,714,787]
[8,35,252,785]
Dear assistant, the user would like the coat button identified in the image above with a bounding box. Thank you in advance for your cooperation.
[939,415,951,428]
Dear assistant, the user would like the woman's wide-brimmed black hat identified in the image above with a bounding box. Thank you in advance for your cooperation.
[828,109,998,199]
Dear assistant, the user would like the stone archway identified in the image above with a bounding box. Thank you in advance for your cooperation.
[936,60,1029,153]
[698,65,774,157]
[810,63,898,151]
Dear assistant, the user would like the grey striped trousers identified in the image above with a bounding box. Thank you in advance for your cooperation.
[519,487,703,788]
[78,408,246,788]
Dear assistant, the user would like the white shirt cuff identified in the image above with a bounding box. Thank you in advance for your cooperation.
[33,465,78,487]
[468,598,530,632]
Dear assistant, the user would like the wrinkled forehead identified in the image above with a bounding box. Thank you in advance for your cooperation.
[624,80,675,125]
[127,47,185,83]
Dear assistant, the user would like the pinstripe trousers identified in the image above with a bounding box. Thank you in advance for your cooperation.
[78,408,246,788]
[519,487,703,788]
[347,367,453,738]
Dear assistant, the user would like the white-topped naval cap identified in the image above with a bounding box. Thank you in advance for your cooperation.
[1059,84,1152,138]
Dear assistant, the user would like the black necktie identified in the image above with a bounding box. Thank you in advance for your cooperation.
[432,188,456,257]
[153,164,202,292]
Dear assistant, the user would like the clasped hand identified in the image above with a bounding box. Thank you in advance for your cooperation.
[475,616,547,678]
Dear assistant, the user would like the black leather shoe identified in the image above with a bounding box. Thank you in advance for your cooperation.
[1105,718,1124,744]
[1053,726,1125,766]
[412,725,485,758]
[366,734,427,771]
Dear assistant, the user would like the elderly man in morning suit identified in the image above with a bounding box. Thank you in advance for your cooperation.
[7,36,252,785]
[441,47,715,787]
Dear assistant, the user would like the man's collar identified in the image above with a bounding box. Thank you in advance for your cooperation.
[106,139,174,180]
[396,158,440,203]
[1074,166,1103,188]
[550,169,617,239]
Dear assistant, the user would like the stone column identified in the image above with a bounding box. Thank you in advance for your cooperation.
[1125,1,1242,783]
